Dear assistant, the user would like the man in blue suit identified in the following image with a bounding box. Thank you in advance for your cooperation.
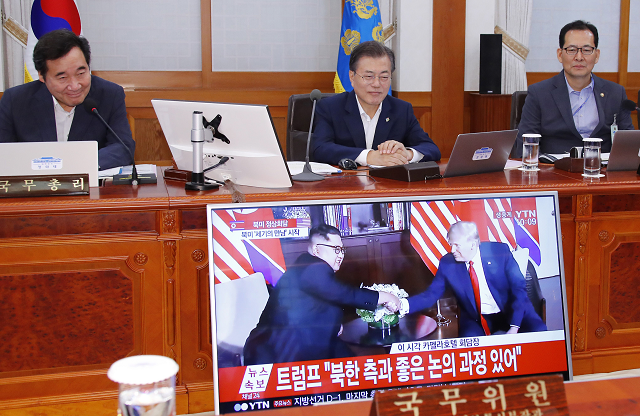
[312,41,441,166]
[0,29,134,171]
[516,20,633,157]
[400,221,546,337]
[243,224,400,365]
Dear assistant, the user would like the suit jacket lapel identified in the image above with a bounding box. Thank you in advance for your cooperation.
[551,71,582,139]
[592,74,607,134]
[372,96,392,148]
[34,83,57,142]
[345,91,366,148]
[454,261,479,315]
[68,89,95,141]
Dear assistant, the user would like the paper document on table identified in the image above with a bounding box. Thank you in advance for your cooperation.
[286,161,341,175]
[504,159,524,170]
[99,164,157,178]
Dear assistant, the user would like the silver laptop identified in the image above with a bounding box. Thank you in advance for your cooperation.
[0,141,99,187]
[443,130,518,178]
[606,130,640,171]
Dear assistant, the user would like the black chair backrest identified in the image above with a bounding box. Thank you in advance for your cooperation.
[637,90,640,128]
[286,93,335,161]
[510,90,528,130]
[524,260,546,323]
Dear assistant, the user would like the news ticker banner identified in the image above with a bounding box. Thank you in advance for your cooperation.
[217,331,568,412]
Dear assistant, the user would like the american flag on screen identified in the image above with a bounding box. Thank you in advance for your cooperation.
[410,198,541,275]
[211,208,287,285]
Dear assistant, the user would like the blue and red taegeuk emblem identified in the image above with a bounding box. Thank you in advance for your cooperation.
[31,0,81,39]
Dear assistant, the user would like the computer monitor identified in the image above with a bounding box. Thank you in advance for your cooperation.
[207,191,572,414]
[151,99,292,188]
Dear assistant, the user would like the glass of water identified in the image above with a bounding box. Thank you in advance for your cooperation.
[521,134,541,171]
[108,355,179,416]
[582,138,603,178]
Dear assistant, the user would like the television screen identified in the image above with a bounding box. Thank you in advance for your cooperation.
[207,191,572,414]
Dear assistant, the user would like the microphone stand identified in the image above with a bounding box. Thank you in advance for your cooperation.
[85,99,156,185]
[186,111,220,191]
[292,92,324,182]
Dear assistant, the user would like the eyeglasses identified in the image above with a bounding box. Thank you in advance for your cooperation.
[353,72,391,84]
[316,243,346,254]
[563,46,596,56]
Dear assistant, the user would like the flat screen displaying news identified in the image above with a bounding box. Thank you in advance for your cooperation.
[207,191,571,414]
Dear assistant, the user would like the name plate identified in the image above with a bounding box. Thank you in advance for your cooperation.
[371,374,567,416]
[0,174,90,198]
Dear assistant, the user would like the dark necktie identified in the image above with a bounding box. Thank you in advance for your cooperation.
[469,261,491,335]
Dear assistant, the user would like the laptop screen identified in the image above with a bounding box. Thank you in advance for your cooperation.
[207,191,571,414]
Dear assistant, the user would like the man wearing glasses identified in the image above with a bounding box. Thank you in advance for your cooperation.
[312,41,441,167]
[516,20,634,156]
[243,224,400,365]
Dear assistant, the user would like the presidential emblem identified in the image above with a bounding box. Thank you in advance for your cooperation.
[372,22,384,42]
[341,29,361,55]
[348,0,378,19]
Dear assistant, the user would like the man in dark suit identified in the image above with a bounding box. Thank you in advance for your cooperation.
[516,20,633,156]
[400,221,546,337]
[0,29,134,170]
[243,224,400,365]
[312,41,440,166]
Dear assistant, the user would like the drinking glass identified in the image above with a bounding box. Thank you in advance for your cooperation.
[521,134,541,171]
[582,138,603,178]
[108,355,179,416]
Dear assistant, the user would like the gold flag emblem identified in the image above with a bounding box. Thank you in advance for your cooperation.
[341,29,361,55]
[348,0,378,19]
[372,22,384,42]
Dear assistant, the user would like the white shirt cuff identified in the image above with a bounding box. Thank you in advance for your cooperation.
[408,148,423,163]
[399,298,409,317]
[355,149,371,166]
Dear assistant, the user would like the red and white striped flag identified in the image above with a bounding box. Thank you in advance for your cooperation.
[410,197,535,274]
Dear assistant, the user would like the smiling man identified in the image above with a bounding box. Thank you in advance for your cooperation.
[0,29,134,170]
[400,221,546,337]
[243,224,400,365]
[312,41,441,167]
[516,20,634,156]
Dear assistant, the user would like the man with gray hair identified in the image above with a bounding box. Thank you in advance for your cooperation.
[401,221,546,337]
[312,40,440,166]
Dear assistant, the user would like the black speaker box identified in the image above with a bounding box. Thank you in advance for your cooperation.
[479,33,502,94]
[368,161,441,182]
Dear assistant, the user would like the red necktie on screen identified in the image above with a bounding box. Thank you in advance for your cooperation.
[469,261,491,336]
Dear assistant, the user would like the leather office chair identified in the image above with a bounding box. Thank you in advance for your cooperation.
[286,92,335,161]
[524,260,546,323]
[214,272,270,367]
[637,90,640,127]
[510,91,528,157]
[510,91,528,130]
[512,247,546,323]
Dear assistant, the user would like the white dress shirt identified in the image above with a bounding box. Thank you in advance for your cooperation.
[353,96,422,166]
[53,96,76,142]
[467,249,500,314]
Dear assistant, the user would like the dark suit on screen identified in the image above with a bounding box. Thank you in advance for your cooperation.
[408,242,546,337]
[311,90,441,164]
[516,71,634,157]
[243,252,379,365]
[0,75,135,170]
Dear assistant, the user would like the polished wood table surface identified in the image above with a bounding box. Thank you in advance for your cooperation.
[2,164,640,415]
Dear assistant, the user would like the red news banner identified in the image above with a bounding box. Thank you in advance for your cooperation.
[218,331,568,403]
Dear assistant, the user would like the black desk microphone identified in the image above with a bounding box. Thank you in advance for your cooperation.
[292,89,325,182]
[83,98,156,185]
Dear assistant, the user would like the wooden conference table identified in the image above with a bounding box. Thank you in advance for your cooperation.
[1,164,640,415]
